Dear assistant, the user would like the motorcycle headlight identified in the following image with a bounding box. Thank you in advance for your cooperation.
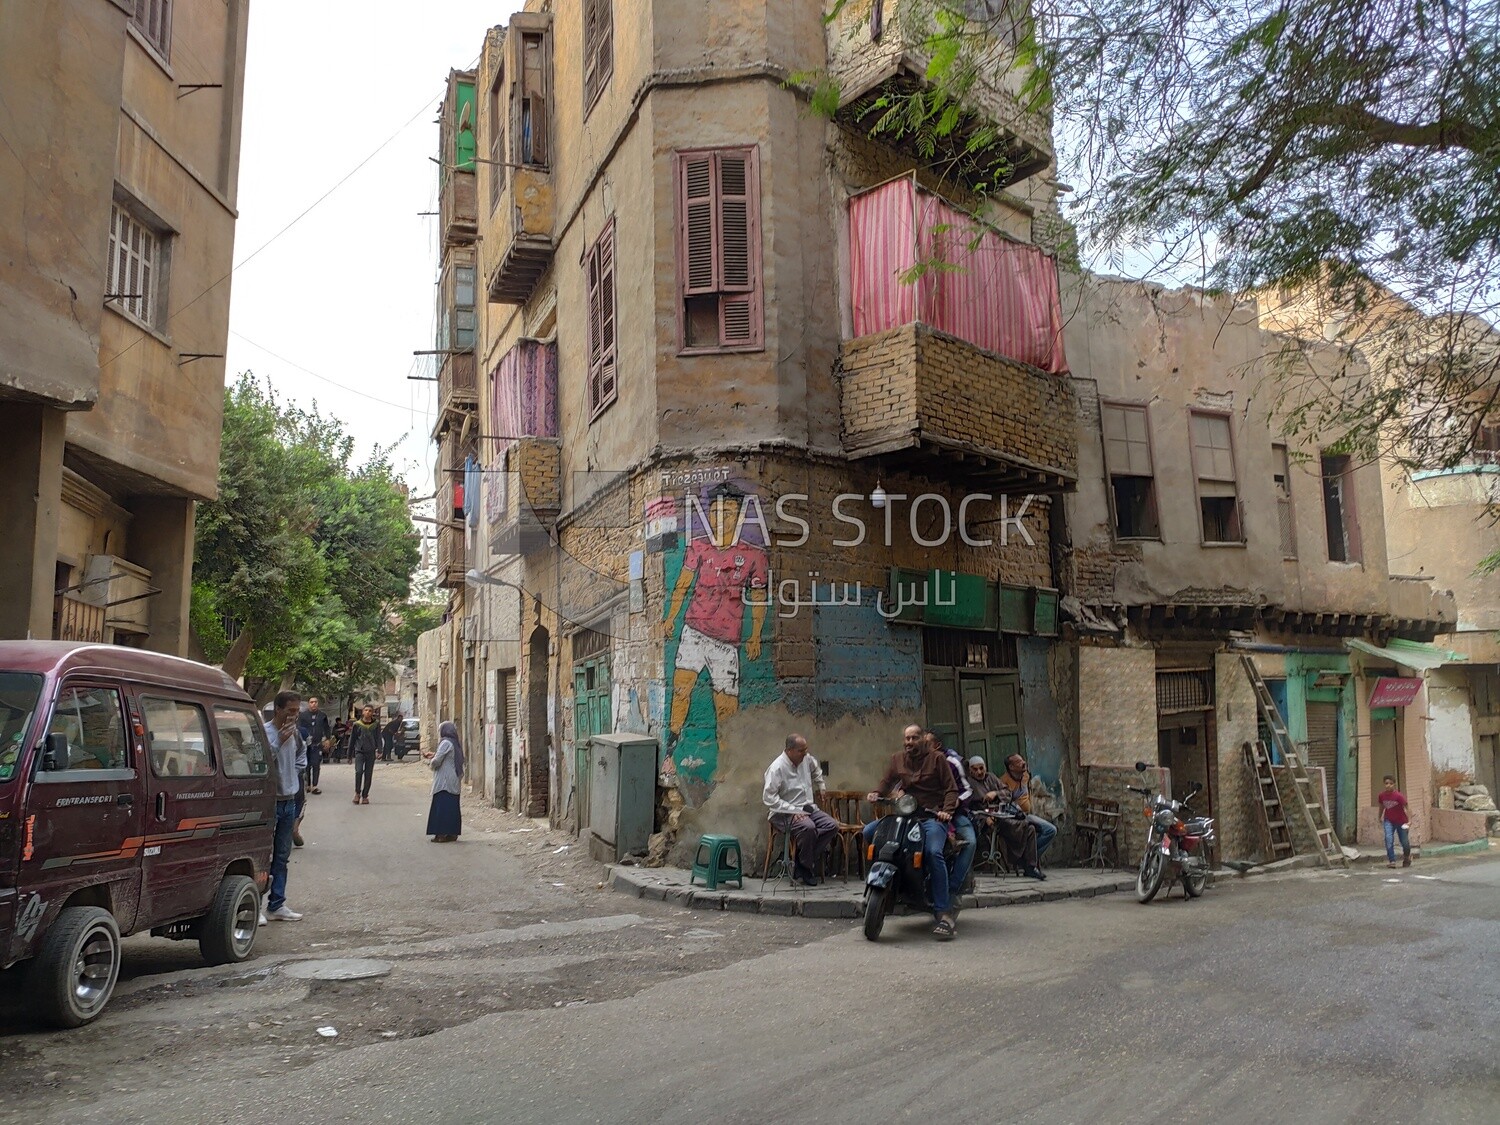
[895,794,918,816]
[1153,809,1177,829]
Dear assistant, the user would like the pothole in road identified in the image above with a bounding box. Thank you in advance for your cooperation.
[282,959,394,982]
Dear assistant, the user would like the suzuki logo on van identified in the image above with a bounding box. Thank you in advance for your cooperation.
[54,795,111,808]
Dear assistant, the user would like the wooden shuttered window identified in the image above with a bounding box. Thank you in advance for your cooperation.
[583,0,613,114]
[586,220,617,419]
[131,0,172,60]
[675,147,763,353]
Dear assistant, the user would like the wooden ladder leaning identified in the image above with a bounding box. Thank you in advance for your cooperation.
[1242,740,1294,862]
[1240,655,1349,867]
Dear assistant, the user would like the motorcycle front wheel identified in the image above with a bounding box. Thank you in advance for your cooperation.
[1136,848,1165,903]
[862,886,889,941]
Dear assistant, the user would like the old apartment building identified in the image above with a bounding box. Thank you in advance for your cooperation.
[1063,277,1456,858]
[0,0,248,654]
[417,0,1465,864]
[1259,279,1500,836]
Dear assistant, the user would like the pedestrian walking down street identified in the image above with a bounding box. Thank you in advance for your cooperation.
[262,691,306,923]
[424,720,464,842]
[1377,775,1414,868]
[350,704,381,804]
[381,713,401,762]
[297,695,333,794]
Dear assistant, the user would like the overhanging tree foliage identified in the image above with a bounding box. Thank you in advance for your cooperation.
[193,375,432,698]
[823,0,1500,472]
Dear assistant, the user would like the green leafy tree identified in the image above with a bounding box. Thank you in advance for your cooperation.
[820,0,1500,468]
[193,375,427,694]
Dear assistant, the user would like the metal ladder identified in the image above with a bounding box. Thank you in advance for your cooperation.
[1240,655,1348,867]
[1242,740,1295,862]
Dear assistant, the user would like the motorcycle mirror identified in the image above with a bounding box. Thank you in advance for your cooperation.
[1190,781,1204,794]
[1134,761,1149,773]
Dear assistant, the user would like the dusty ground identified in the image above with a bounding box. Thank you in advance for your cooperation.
[2,761,1496,1124]
[0,759,832,1119]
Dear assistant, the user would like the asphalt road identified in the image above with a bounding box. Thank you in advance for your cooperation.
[2,765,1496,1124]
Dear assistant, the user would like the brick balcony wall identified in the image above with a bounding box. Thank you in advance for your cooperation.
[513,437,561,516]
[838,323,1077,477]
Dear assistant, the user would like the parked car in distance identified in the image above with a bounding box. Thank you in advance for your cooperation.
[397,717,420,759]
[0,642,274,1027]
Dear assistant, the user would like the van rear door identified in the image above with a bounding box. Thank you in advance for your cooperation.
[12,681,144,961]
[137,694,226,926]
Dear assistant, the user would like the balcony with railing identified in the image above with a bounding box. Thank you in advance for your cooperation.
[439,70,478,247]
[487,339,560,556]
[485,13,555,305]
[839,176,1076,491]
[826,0,1052,190]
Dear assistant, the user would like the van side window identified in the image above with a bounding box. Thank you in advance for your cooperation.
[142,698,214,778]
[45,686,128,771]
[214,707,269,778]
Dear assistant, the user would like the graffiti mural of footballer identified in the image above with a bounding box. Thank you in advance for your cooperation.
[662,482,769,754]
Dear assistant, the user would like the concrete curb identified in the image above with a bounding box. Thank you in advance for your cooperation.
[609,866,1138,918]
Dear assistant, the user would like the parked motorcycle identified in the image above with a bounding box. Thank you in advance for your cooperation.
[1125,761,1216,903]
[862,794,949,940]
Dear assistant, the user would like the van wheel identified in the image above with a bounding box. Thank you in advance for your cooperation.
[199,875,260,966]
[27,906,121,1028]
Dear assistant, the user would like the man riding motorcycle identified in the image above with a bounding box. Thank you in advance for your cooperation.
[864,724,960,940]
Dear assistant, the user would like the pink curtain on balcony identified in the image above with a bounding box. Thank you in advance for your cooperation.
[489,338,559,443]
[848,176,1068,373]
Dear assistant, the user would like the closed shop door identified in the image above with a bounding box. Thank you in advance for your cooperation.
[1305,701,1340,826]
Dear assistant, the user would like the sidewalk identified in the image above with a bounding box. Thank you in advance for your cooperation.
[1345,838,1493,864]
[611,864,1138,918]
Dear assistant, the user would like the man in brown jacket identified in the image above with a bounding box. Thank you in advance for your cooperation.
[864,724,960,938]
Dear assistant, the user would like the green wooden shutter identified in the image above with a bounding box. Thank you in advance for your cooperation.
[999,584,1031,634]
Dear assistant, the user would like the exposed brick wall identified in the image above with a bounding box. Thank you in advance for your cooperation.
[513,437,561,515]
[839,324,1077,479]
[1078,646,1157,767]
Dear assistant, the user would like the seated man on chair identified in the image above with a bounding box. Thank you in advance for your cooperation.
[996,753,1057,863]
[763,733,838,886]
[967,756,1045,881]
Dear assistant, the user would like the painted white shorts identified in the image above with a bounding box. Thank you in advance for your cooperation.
[674,625,740,697]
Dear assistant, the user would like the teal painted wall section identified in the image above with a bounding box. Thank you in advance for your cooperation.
[454,82,476,170]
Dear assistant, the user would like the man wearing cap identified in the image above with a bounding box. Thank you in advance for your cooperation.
[968,755,1044,880]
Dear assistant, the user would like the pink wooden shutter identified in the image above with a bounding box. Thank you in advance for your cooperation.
[597,223,617,404]
[680,154,716,295]
[587,235,603,411]
[715,148,762,347]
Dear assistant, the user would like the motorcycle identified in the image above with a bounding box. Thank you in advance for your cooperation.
[1125,761,1216,903]
[861,794,952,940]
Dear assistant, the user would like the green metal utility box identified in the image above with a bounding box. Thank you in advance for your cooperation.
[587,733,658,863]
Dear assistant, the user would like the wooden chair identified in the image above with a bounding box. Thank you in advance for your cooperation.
[1075,796,1122,869]
[818,790,870,880]
[760,820,795,887]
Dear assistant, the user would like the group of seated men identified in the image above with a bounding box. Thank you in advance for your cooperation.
[762,723,1056,939]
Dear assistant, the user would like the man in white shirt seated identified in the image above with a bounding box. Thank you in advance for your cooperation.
[763,733,838,886]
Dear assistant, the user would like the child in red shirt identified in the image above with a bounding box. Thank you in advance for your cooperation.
[1377,776,1412,868]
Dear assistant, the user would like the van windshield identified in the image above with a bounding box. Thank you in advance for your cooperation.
[0,673,44,783]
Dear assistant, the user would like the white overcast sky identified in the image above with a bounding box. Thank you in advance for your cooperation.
[224,1,521,498]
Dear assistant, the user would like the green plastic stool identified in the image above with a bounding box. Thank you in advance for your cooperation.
[689,834,744,890]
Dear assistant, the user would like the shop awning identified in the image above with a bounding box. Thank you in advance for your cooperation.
[1345,638,1468,671]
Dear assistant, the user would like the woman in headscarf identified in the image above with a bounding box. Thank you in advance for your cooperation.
[423,720,464,842]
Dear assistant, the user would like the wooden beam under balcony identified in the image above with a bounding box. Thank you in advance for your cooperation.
[848,430,1077,496]
[487,233,554,305]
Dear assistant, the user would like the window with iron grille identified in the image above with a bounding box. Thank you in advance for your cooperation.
[1156,670,1212,714]
[585,220,617,418]
[131,0,172,61]
[923,628,1017,670]
[675,147,763,353]
[106,200,167,329]
[583,0,613,114]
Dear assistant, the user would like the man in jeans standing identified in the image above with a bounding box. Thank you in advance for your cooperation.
[262,691,306,923]
[351,703,381,804]
[297,695,333,795]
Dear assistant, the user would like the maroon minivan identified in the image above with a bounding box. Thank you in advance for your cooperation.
[0,642,274,1027]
